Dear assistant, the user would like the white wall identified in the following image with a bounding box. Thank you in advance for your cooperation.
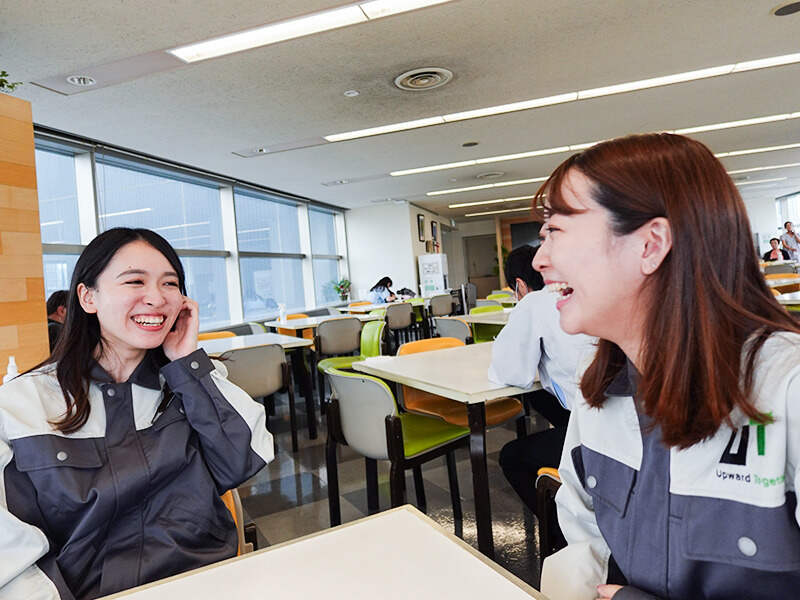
[444,218,496,288]
[345,202,416,299]
[408,204,449,290]
[744,195,781,254]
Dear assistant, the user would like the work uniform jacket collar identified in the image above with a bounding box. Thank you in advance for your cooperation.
[88,351,162,390]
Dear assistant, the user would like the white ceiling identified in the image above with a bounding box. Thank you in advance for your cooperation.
[2,0,800,220]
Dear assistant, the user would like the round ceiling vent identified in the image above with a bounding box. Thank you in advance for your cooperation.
[774,1,800,15]
[66,75,96,87]
[475,171,505,180]
[394,67,453,91]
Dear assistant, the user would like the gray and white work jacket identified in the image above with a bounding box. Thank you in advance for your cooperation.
[541,332,800,600]
[0,349,273,599]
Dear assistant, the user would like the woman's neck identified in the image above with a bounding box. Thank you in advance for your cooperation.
[95,344,146,383]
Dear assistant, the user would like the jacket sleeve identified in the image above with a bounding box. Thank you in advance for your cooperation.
[0,436,61,599]
[487,299,541,389]
[540,404,612,600]
[613,587,661,600]
[160,349,274,492]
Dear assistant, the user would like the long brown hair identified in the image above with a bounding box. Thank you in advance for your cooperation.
[536,133,799,448]
[35,228,186,434]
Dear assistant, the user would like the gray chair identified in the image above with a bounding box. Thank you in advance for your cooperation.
[428,294,453,317]
[433,317,472,344]
[327,307,342,315]
[324,367,468,527]
[764,263,796,275]
[475,299,503,308]
[385,303,414,352]
[313,317,362,408]
[463,283,478,313]
[222,344,299,453]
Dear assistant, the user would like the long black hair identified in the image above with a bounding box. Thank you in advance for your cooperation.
[39,228,186,433]
[370,277,393,292]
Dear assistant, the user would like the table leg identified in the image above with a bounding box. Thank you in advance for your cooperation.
[289,348,317,440]
[467,402,494,559]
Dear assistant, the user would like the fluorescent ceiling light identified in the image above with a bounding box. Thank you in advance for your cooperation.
[99,208,152,218]
[674,112,800,135]
[324,51,800,143]
[238,226,273,234]
[325,116,445,142]
[154,221,210,231]
[727,162,800,175]
[465,207,531,217]
[170,1,456,63]
[40,220,64,227]
[360,0,453,19]
[449,195,533,209]
[428,176,548,196]
[734,177,788,186]
[715,142,800,158]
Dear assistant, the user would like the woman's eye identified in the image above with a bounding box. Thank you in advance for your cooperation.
[125,280,143,285]
[164,281,179,288]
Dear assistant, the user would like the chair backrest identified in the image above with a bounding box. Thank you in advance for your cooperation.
[349,301,371,308]
[764,272,800,280]
[360,320,385,358]
[471,304,504,314]
[429,294,453,317]
[316,317,361,355]
[385,303,413,329]
[198,330,236,341]
[223,344,286,398]
[247,322,266,334]
[327,307,342,315]
[369,308,386,317]
[764,264,796,275]
[221,489,252,555]
[433,317,471,343]
[487,293,512,301]
[464,283,478,311]
[325,368,397,459]
[475,299,503,308]
[277,313,313,339]
[398,336,464,355]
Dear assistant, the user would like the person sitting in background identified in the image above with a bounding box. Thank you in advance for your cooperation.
[46,289,68,352]
[762,237,790,261]
[366,276,396,304]
[489,244,596,517]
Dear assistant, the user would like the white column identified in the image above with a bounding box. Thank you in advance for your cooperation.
[220,186,244,323]
[74,153,98,243]
[297,204,315,308]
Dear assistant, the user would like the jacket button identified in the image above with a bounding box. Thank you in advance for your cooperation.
[586,475,597,489]
[738,536,757,557]
[56,451,68,462]
[106,388,116,397]
[190,361,200,370]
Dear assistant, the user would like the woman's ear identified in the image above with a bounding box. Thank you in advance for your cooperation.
[76,283,97,314]
[639,217,672,275]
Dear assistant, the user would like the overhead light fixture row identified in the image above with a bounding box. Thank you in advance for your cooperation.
[734,177,788,186]
[169,0,455,63]
[324,51,800,142]
[402,111,800,181]
[727,162,800,175]
[448,195,534,209]
[464,207,532,217]
[428,177,548,196]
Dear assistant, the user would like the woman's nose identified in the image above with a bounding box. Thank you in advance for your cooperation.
[533,240,550,272]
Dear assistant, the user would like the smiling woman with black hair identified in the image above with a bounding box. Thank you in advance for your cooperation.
[0,228,273,599]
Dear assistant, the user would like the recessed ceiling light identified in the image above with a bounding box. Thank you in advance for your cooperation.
[735,177,788,186]
[66,75,96,87]
[465,207,532,217]
[727,162,800,175]
[323,51,800,142]
[343,89,360,97]
[774,2,800,16]
[169,1,456,63]
[449,195,534,209]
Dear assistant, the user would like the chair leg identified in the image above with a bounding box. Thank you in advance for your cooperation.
[389,461,406,508]
[317,368,326,415]
[365,458,379,515]
[515,414,528,439]
[326,414,341,527]
[446,451,463,525]
[412,465,427,513]
[287,384,299,453]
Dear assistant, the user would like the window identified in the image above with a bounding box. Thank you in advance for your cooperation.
[309,208,337,255]
[234,190,300,253]
[95,156,230,326]
[42,254,80,299]
[240,257,305,320]
[35,149,81,244]
[313,258,340,304]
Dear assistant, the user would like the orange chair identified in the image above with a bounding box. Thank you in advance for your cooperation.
[396,338,524,432]
[764,273,800,280]
[277,313,314,342]
[347,301,372,314]
[198,330,235,341]
[220,489,254,555]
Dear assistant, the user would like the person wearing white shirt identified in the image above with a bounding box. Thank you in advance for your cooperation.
[780,220,800,261]
[488,244,596,516]
[365,276,396,304]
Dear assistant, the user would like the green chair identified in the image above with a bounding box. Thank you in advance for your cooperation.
[487,292,512,301]
[324,367,468,526]
[369,308,386,317]
[470,305,505,343]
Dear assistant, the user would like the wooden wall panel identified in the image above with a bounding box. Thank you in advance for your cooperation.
[0,94,48,374]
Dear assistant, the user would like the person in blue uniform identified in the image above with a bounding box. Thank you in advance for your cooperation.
[534,133,800,600]
[0,228,273,599]
[366,276,396,304]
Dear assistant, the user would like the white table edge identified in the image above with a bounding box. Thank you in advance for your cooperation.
[97,505,547,600]
[200,336,312,354]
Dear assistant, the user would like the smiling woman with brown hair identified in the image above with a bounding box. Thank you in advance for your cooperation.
[532,133,800,600]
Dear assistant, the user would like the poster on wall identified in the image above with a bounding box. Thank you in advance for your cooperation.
[431,220,438,242]
[417,214,425,241]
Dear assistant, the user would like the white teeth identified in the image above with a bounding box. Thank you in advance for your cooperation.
[133,316,165,325]
[546,282,569,293]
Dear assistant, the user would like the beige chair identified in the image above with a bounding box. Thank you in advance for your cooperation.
[433,317,472,344]
[313,317,362,408]
[428,294,454,317]
[223,344,300,453]
[385,303,414,352]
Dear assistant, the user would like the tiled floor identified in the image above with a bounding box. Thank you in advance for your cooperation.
[237,387,548,588]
